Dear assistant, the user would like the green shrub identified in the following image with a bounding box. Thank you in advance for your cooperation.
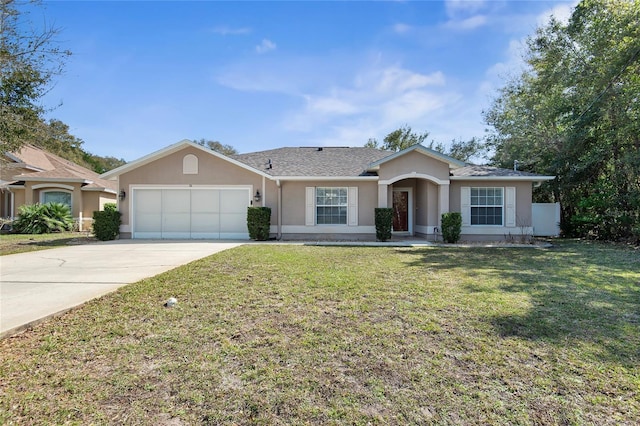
[13,202,74,234]
[375,208,393,242]
[247,207,271,240]
[92,203,121,241]
[441,212,462,243]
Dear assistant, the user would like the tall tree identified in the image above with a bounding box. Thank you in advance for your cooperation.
[194,138,238,156]
[484,0,640,241]
[428,137,486,163]
[0,0,71,153]
[365,125,430,152]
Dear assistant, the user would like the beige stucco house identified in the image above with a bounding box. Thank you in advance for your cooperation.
[100,139,554,241]
[1,145,118,230]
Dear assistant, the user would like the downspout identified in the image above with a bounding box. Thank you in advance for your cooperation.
[276,179,282,240]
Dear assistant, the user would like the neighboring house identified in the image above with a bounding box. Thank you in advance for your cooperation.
[1,145,118,230]
[100,139,554,241]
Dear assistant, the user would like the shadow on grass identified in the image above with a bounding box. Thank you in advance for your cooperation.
[402,242,640,365]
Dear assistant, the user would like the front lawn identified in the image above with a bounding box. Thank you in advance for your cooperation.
[1,242,638,424]
[0,232,96,256]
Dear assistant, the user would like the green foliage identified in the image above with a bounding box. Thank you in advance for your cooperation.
[484,0,640,241]
[428,137,486,163]
[92,203,121,241]
[247,207,271,240]
[0,0,71,153]
[13,202,74,234]
[374,208,393,241]
[441,212,462,243]
[194,138,238,156]
[366,125,430,152]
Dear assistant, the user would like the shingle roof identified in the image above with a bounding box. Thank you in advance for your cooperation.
[231,147,392,177]
[451,165,548,178]
[7,145,117,192]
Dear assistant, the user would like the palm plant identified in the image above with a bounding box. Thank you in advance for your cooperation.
[13,203,74,234]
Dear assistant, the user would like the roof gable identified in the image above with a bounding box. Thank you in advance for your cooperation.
[367,144,467,170]
[100,139,272,180]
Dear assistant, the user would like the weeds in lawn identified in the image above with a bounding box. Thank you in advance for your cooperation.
[0,241,638,424]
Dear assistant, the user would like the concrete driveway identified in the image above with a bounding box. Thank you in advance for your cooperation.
[0,240,242,338]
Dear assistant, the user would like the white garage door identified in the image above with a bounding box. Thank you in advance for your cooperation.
[132,188,250,239]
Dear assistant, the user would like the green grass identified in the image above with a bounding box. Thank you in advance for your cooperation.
[1,241,638,424]
[0,232,96,255]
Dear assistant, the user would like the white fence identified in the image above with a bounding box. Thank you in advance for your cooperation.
[532,203,561,236]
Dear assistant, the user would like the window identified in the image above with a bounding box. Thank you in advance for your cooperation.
[316,187,347,225]
[470,187,503,225]
[42,191,72,210]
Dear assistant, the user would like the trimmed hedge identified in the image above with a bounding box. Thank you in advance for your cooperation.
[375,208,393,242]
[441,212,462,243]
[247,207,271,240]
[92,203,122,241]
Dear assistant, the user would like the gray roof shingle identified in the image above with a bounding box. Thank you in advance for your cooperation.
[232,147,391,177]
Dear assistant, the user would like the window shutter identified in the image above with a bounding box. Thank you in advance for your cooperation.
[461,187,471,225]
[305,187,315,226]
[505,187,516,227]
[348,187,358,226]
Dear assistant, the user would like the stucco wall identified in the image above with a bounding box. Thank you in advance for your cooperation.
[117,147,268,226]
[378,151,450,182]
[280,180,378,227]
[450,181,533,226]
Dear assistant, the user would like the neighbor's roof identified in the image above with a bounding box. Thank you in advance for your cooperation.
[6,145,118,192]
[231,147,391,178]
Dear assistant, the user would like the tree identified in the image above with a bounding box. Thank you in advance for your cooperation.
[0,0,71,153]
[194,138,238,156]
[365,125,430,152]
[428,137,486,163]
[484,0,640,240]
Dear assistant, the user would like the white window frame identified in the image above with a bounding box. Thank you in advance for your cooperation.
[315,187,348,225]
[40,189,73,210]
[470,187,504,226]
[305,187,358,227]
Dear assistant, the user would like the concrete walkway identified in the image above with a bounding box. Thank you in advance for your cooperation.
[0,240,241,338]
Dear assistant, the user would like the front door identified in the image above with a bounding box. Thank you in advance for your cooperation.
[392,190,409,232]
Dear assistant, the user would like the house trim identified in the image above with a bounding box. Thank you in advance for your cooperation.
[31,183,75,191]
[379,172,448,186]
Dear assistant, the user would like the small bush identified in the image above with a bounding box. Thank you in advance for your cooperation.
[375,208,393,242]
[247,207,271,240]
[92,203,121,241]
[13,203,74,234]
[441,212,462,243]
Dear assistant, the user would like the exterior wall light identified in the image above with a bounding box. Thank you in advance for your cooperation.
[119,189,126,201]
[254,190,261,202]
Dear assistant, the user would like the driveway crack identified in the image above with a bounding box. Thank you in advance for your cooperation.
[40,257,67,267]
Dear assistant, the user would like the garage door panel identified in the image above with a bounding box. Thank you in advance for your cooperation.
[221,190,250,213]
[134,190,162,237]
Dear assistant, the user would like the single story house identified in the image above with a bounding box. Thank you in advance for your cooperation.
[101,139,554,241]
[1,145,118,230]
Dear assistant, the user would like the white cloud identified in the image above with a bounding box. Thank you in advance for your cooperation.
[392,23,412,34]
[256,39,276,54]
[283,64,455,145]
[445,0,487,18]
[211,26,251,36]
[537,1,577,26]
[444,14,487,31]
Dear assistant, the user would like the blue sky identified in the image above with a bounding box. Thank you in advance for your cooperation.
[37,0,576,161]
